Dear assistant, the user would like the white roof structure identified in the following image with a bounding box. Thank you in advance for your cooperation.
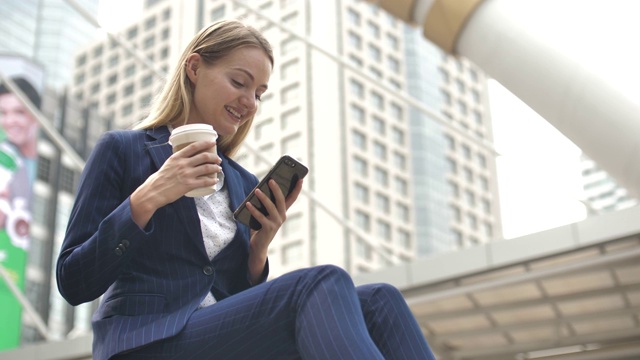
[354,205,640,360]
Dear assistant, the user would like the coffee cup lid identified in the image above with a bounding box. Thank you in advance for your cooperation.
[172,124,216,134]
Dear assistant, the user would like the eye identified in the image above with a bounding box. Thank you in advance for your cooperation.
[232,80,244,88]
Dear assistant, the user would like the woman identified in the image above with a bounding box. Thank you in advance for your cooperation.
[56,20,435,360]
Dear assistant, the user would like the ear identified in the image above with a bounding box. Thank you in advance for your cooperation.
[185,53,201,84]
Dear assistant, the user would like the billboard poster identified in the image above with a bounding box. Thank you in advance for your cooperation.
[0,54,43,351]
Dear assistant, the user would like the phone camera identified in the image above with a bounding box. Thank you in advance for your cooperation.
[285,159,295,167]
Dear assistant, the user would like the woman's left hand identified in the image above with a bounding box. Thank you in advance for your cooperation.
[246,178,303,282]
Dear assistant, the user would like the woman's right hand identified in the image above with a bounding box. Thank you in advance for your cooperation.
[129,140,221,228]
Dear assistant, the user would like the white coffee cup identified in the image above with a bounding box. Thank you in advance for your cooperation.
[169,124,218,197]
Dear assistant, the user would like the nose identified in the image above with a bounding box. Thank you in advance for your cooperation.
[239,92,257,112]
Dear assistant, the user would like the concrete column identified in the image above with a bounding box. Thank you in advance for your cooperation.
[370,0,640,198]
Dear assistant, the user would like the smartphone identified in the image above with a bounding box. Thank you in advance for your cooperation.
[233,155,308,230]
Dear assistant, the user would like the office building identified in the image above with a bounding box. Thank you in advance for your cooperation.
[580,154,637,213]
[405,27,502,256]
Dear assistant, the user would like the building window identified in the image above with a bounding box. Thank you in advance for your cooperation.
[349,55,363,67]
[123,83,135,96]
[368,44,381,62]
[356,239,372,261]
[447,158,457,174]
[91,63,102,76]
[125,64,136,77]
[371,116,385,135]
[465,190,476,207]
[348,32,362,49]
[143,35,155,49]
[386,33,399,50]
[90,83,101,94]
[394,177,407,196]
[281,84,299,104]
[281,60,299,81]
[352,130,366,150]
[281,109,300,130]
[161,28,170,40]
[477,153,487,168]
[391,127,404,145]
[122,103,133,116]
[140,93,152,107]
[163,8,171,20]
[387,56,400,73]
[347,8,360,26]
[397,229,411,248]
[368,66,382,80]
[127,26,138,40]
[467,213,477,229]
[354,183,369,204]
[37,157,51,182]
[450,205,461,222]
[374,167,388,186]
[457,100,467,115]
[375,193,390,213]
[93,45,103,57]
[106,92,116,105]
[393,152,406,170]
[144,16,157,30]
[396,203,409,222]
[480,176,489,191]
[367,21,380,38]
[282,214,302,237]
[390,102,402,121]
[370,91,384,111]
[355,211,371,232]
[282,241,303,265]
[376,220,391,240]
[59,167,76,193]
[75,73,85,85]
[449,181,459,197]
[350,104,365,124]
[456,78,466,93]
[373,141,387,161]
[281,135,301,156]
[108,54,119,68]
[464,167,474,184]
[350,79,364,99]
[481,198,491,214]
[76,54,87,67]
[281,37,298,56]
[353,156,368,177]
[445,134,455,151]
[141,74,153,88]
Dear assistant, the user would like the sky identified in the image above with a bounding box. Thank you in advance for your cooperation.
[98,0,640,239]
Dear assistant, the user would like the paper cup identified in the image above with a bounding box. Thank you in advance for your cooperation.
[169,124,218,197]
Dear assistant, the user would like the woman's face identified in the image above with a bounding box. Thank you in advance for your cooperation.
[186,46,272,137]
[0,93,38,149]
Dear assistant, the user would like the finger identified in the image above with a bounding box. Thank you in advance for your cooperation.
[285,179,304,209]
[254,188,281,221]
[245,201,277,231]
[268,179,287,213]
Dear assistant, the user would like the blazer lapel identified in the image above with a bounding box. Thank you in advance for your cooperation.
[145,127,207,256]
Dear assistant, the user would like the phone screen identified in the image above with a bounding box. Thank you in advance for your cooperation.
[233,155,308,230]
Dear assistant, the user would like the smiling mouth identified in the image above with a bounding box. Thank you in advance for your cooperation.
[225,106,242,120]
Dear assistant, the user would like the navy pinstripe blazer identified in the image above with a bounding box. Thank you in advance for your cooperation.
[56,126,263,360]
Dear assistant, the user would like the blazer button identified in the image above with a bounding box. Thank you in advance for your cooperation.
[114,248,123,256]
[203,266,214,276]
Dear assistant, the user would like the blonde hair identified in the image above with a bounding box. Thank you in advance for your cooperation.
[135,20,274,157]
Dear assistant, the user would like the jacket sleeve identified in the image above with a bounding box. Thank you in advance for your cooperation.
[56,132,154,306]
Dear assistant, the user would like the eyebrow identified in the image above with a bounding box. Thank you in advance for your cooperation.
[232,67,268,90]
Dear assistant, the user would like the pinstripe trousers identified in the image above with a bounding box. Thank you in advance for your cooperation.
[113,265,435,359]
